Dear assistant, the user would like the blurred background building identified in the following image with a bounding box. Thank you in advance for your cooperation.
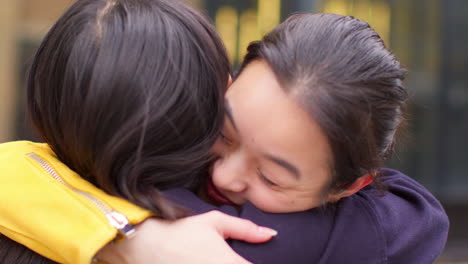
[0,0,467,262]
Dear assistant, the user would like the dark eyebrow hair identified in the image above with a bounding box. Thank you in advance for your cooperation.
[264,153,301,179]
[224,100,238,131]
[225,99,300,179]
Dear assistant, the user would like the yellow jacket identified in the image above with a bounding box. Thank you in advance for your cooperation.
[0,141,153,264]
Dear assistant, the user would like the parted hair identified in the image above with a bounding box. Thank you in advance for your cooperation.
[240,13,408,192]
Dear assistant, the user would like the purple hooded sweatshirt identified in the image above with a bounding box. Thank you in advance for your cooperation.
[164,168,449,264]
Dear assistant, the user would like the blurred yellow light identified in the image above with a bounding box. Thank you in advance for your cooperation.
[372,0,391,45]
[258,0,280,35]
[215,6,239,63]
[238,9,260,62]
[323,0,349,15]
[322,0,391,47]
[352,0,372,22]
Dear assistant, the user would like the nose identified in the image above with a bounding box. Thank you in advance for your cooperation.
[212,152,248,193]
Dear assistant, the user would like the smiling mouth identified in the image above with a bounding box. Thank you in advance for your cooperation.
[206,179,238,206]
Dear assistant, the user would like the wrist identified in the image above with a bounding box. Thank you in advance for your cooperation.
[94,241,128,264]
[94,218,166,264]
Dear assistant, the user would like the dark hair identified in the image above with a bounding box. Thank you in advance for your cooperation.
[2,0,229,263]
[28,0,230,218]
[0,235,56,264]
[240,13,408,192]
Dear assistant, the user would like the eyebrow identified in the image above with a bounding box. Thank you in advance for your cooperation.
[225,100,301,180]
[224,100,238,131]
[264,154,301,180]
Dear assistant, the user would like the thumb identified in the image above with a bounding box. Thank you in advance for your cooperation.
[205,211,278,243]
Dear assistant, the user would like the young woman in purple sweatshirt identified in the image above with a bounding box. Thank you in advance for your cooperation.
[0,2,448,263]
[161,13,449,264]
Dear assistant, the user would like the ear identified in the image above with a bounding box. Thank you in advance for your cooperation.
[328,174,373,201]
[226,74,233,91]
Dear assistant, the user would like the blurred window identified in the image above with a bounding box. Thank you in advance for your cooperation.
[206,0,281,65]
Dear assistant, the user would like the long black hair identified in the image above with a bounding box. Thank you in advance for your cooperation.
[28,0,230,218]
[1,0,230,263]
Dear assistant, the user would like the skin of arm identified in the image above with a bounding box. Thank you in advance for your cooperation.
[96,211,277,264]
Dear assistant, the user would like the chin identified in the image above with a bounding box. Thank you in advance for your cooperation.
[253,203,311,214]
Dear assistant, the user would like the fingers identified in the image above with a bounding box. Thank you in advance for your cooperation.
[200,211,278,243]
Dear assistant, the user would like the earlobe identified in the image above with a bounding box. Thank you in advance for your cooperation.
[226,74,233,91]
[330,174,374,201]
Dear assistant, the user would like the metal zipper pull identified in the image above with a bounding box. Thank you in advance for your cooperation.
[106,210,136,238]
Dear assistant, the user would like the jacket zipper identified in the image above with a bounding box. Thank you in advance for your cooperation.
[27,153,136,239]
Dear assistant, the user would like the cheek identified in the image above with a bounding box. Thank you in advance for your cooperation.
[211,158,224,182]
[251,188,323,213]
[247,188,294,212]
[210,139,224,156]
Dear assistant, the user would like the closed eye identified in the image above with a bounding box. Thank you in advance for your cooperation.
[257,168,279,187]
[220,132,233,145]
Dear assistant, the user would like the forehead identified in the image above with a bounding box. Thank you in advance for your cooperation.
[226,60,332,179]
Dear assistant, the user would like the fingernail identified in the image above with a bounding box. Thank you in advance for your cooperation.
[258,226,278,236]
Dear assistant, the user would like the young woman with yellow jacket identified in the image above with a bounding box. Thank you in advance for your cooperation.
[0,0,276,263]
